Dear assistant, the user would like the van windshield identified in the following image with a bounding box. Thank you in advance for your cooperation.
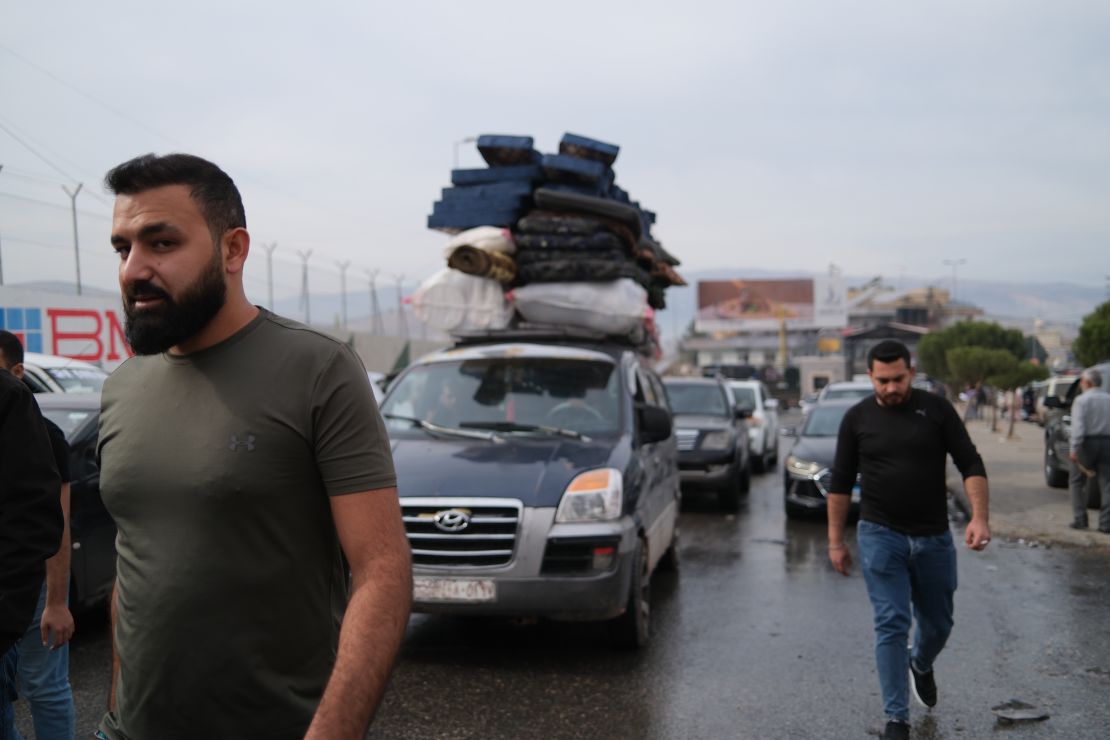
[43,366,108,393]
[381,357,621,437]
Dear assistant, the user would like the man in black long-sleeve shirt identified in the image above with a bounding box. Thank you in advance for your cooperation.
[1,368,63,725]
[827,340,990,740]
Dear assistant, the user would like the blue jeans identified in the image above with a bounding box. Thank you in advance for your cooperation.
[1,583,75,740]
[857,520,958,723]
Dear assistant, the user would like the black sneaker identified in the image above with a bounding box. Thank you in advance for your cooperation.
[882,719,910,740]
[1068,521,1088,530]
[910,662,937,708]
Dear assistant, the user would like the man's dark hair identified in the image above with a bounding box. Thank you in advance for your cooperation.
[0,330,24,367]
[867,340,912,370]
[104,153,246,242]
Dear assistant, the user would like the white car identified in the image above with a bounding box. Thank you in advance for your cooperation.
[728,380,780,473]
[816,380,874,404]
[22,352,109,394]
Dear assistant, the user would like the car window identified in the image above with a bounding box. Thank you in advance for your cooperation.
[42,366,108,393]
[39,408,97,440]
[821,387,872,402]
[664,383,729,416]
[636,368,660,406]
[802,405,851,437]
[730,386,757,408]
[381,357,621,436]
[646,372,671,412]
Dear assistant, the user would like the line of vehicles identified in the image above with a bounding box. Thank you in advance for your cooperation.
[36,334,1106,651]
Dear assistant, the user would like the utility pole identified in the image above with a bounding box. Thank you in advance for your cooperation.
[262,242,278,310]
[337,260,350,328]
[943,258,966,303]
[62,183,83,295]
[297,249,314,324]
[366,269,384,334]
[395,273,407,339]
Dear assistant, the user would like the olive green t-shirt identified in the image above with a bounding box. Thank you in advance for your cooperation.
[97,309,396,740]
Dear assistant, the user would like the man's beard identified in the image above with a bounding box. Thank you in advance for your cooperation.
[123,254,227,355]
[878,388,911,406]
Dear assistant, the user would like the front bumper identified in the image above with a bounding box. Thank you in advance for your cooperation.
[408,503,639,621]
[783,471,860,511]
[676,448,738,489]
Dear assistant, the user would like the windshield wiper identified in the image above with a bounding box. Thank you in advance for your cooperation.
[459,420,592,442]
[383,414,504,443]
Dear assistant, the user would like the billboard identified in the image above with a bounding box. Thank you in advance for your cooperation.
[0,287,132,370]
[695,277,847,333]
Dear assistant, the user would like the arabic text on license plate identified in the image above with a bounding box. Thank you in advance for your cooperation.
[852,485,861,503]
[413,577,496,603]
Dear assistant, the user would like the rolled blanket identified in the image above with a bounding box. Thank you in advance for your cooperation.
[447,245,516,284]
[516,211,637,253]
[514,248,627,265]
[443,226,516,256]
[516,258,651,288]
[514,231,628,253]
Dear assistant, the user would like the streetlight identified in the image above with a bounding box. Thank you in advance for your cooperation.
[943,258,967,302]
[453,136,478,169]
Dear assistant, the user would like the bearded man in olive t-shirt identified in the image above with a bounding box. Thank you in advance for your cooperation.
[97,153,412,740]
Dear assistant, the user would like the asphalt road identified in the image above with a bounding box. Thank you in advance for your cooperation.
[22,414,1110,739]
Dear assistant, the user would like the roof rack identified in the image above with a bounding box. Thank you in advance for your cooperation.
[451,322,653,353]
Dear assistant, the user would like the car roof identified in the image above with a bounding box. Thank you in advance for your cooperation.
[24,353,107,373]
[32,392,101,411]
[823,380,873,390]
[417,342,618,365]
[810,398,864,409]
[662,376,725,386]
[726,379,763,388]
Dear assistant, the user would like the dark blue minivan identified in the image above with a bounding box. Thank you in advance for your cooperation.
[380,334,679,647]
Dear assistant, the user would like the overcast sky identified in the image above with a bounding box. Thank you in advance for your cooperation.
[2,0,1108,308]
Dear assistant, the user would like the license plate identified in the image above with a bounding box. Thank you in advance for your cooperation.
[851,485,861,503]
[413,577,496,603]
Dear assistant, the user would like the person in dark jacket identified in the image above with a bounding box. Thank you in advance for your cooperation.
[0,367,63,726]
[826,340,990,740]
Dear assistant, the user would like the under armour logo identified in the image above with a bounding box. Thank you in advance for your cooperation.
[229,433,256,452]
[915,409,927,418]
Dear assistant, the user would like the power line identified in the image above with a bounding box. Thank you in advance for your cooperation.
[0,117,80,184]
[0,191,111,221]
[0,43,183,148]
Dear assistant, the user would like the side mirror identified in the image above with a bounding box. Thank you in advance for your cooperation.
[734,403,754,419]
[765,398,779,411]
[1043,396,1063,409]
[638,405,673,444]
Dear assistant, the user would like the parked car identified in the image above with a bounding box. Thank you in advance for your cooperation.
[662,376,752,510]
[22,352,109,394]
[728,379,780,473]
[1034,374,1080,426]
[782,399,860,519]
[1042,362,1110,510]
[816,380,873,405]
[34,392,116,613]
[379,334,679,648]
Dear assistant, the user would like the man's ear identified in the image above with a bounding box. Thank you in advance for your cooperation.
[12,362,25,381]
[223,228,251,274]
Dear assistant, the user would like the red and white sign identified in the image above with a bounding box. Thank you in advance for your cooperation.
[0,287,132,370]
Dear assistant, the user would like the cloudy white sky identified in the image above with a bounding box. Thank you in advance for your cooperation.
[2,0,1108,308]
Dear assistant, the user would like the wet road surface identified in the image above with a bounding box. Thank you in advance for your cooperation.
[30,416,1110,738]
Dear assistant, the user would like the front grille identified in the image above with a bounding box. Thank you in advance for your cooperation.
[401,498,521,567]
[675,428,699,451]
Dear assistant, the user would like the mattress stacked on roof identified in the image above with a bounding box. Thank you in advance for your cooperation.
[419,133,684,349]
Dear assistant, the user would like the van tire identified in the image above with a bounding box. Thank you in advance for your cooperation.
[609,539,650,649]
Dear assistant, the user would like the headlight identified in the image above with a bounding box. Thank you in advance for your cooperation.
[785,454,821,478]
[700,430,733,450]
[555,468,623,523]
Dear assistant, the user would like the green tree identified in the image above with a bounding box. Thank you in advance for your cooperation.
[1072,300,1110,367]
[918,321,1026,382]
[946,347,1017,389]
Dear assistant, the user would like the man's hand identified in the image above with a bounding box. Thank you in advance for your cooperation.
[828,545,853,575]
[965,518,991,551]
[40,603,75,648]
[1069,451,1078,462]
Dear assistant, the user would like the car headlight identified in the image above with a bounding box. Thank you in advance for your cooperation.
[555,468,623,523]
[785,454,821,478]
[700,430,733,450]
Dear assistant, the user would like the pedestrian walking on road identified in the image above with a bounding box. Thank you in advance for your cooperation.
[0,332,77,740]
[826,340,991,740]
[1067,368,1110,533]
[97,153,412,740]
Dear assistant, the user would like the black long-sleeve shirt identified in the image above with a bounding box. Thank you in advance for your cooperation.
[829,388,986,536]
[0,370,63,654]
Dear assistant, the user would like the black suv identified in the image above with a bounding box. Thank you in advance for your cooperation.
[661,377,752,510]
[1043,361,1110,510]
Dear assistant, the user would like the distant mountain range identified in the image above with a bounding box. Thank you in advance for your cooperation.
[10,272,1105,342]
